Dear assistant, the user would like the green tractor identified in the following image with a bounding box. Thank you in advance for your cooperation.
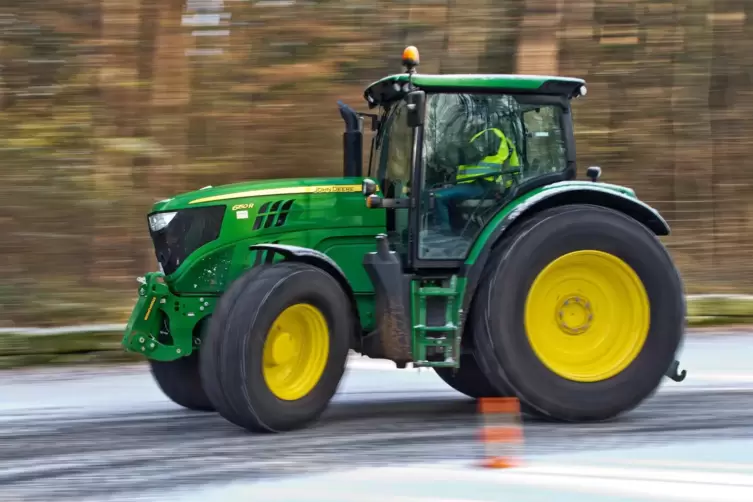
[123,46,687,432]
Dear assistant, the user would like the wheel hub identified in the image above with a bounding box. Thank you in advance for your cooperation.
[262,303,330,401]
[556,295,593,335]
[266,331,297,366]
[524,250,650,383]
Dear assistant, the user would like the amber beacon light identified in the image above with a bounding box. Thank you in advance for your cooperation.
[402,46,420,72]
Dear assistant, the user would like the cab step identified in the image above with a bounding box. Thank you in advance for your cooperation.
[411,275,465,368]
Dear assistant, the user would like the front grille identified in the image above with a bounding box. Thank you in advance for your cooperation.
[148,206,225,276]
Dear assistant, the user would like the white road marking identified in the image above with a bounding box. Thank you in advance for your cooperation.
[166,461,753,502]
[687,372,753,383]
[179,487,484,502]
[574,458,753,473]
[335,463,753,501]
[346,356,753,385]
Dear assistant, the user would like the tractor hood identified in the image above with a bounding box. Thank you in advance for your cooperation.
[149,177,365,213]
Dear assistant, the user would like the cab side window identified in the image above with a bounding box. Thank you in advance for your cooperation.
[521,106,567,179]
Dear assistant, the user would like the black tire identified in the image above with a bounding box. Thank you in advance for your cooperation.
[474,204,685,422]
[200,265,271,428]
[459,205,585,407]
[149,351,214,411]
[434,352,508,399]
[201,262,352,432]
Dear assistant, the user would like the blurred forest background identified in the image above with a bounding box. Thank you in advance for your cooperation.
[1,0,753,327]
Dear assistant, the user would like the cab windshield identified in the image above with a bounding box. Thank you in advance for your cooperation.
[369,102,414,258]
[369,105,402,181]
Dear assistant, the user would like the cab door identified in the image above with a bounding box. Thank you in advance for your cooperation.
[373,99,415,264]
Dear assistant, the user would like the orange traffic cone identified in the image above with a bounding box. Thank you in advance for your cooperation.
[478,397,523,469]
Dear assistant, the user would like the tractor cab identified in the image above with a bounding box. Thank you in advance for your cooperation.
[338,46,593,368]
[357,47,587,268]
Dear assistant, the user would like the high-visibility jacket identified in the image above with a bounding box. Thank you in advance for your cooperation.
[456,128,520,184]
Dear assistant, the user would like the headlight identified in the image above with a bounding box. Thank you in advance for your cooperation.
[148,211,177,232]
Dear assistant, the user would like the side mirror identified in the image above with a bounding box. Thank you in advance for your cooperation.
[586,166,601,182]
[405,91,426,128]
[362,178,378,196]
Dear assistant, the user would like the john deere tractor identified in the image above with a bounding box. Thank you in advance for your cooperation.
[123,47,687,432]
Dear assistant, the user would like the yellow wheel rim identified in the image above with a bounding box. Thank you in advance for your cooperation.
[524,250,650,383]
[262,303,329,401]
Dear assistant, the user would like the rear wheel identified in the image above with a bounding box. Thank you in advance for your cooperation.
[474,205,684,421]
[201,262,352,432]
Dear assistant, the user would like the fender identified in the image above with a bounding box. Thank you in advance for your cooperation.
[459,182,671,316]
[248,243,359,318]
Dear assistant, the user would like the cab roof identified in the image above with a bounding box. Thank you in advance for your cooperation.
[363,73,587,108]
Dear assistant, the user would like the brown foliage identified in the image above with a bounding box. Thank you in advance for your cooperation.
[0,0,752,326]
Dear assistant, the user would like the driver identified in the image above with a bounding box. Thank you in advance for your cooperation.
[433,127,520,233]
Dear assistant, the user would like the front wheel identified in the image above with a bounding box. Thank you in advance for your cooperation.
[434,351,511,399]
[474,204,685,422]
[201,262,353,432]
[149,350,214,412]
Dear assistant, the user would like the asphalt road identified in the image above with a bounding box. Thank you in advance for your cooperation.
[1,333,753,502]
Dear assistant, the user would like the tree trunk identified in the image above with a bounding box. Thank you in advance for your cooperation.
[515,0,562,75]
[670,0,714,291]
